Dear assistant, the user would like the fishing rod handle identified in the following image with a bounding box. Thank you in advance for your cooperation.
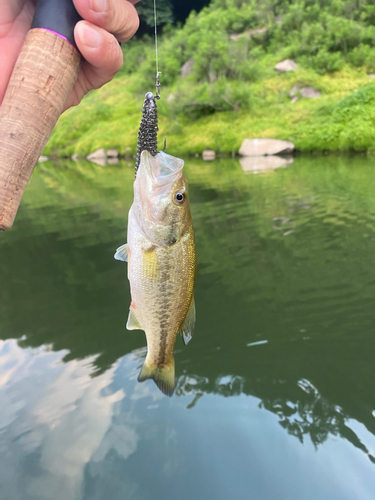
[0,0,82,231]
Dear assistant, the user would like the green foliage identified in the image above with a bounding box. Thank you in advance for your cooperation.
[136,0,174,27]
[266,1,375,70]
[45,65,375,156]
[45,0,375,155]
[292,83,375,151]
[129,0,375,117]
[117,36,153,77]
[166,78,253,118]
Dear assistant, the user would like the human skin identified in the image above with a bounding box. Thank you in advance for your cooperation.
[0,0,140,110]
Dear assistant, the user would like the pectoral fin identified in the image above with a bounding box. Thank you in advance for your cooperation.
[179,296,196,346]
[114,244,128,262]
[138,358,176,397]
[126,306,142,330]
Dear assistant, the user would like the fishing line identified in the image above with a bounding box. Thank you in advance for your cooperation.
[135,0,161,176]
[154,0,161,98]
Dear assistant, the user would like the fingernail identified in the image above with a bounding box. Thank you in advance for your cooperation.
[80,24,102,48]
[90,0,108,12]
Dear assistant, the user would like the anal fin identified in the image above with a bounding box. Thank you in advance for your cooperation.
[126,306,142,331]
[179,296,196,346]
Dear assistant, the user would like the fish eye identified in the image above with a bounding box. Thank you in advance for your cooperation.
[174,192,185,204]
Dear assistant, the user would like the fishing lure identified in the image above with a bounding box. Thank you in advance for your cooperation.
[134,0,163,176]
[135,91,159,176]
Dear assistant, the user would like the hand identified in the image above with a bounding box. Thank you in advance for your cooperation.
[0,0,140,109]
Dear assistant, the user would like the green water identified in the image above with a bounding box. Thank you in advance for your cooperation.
[1,155,375,500]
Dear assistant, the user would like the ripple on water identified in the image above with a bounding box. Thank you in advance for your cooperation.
[1,157,375,499]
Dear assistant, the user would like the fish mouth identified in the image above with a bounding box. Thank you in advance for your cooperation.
[134,150,186,227]
[133,150,188,240]
[140,150,184,189]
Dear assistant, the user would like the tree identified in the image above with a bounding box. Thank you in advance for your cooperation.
[136,0,174,29]
[136,0,211,31]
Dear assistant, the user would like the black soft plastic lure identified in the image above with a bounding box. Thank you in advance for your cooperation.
[135,92,159,177]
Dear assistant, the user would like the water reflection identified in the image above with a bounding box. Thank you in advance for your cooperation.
[239,155,294,173]
[1,337,375,500]
[174,369,375,463]
[0,340,127,500]
[1,155,375,498]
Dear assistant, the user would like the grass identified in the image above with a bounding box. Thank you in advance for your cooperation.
[44,65,375,157]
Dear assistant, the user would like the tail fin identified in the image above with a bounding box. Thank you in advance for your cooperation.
[138,358,176,397]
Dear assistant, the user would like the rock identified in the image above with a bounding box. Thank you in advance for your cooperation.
[248,27,267,36]
[71,153,79,162]
[239,138,295,156]
[107,158,119,165]
[300,87,321,98]
[291,96,299,104]
[230,27,267,41]
[202,150,216,161]
[289,84,300,97]
[275,59,298,73]
[181,60,194,78]
[38,155,49,162]
[87,149,107,166]
[290,84,321,98]
[240,156,294,174]
[106,149,119,158]
[89,158,106,167]
[87,148,107,162]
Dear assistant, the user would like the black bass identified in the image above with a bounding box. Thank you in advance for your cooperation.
[115,150,197,396]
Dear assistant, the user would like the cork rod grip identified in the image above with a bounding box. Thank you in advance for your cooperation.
[0,29,81,231]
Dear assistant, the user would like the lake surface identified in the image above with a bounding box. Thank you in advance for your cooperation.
[1,155,375,500]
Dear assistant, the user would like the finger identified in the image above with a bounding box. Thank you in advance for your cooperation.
[73,0,140,43]
[127,0,141,4]
[0,1,35,104]
[64,20,122,109]
[75,20,123,82]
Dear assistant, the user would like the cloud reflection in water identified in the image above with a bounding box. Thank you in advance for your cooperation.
[0,340,136,500]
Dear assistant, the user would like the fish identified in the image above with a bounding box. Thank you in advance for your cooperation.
[115,149,197,396]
